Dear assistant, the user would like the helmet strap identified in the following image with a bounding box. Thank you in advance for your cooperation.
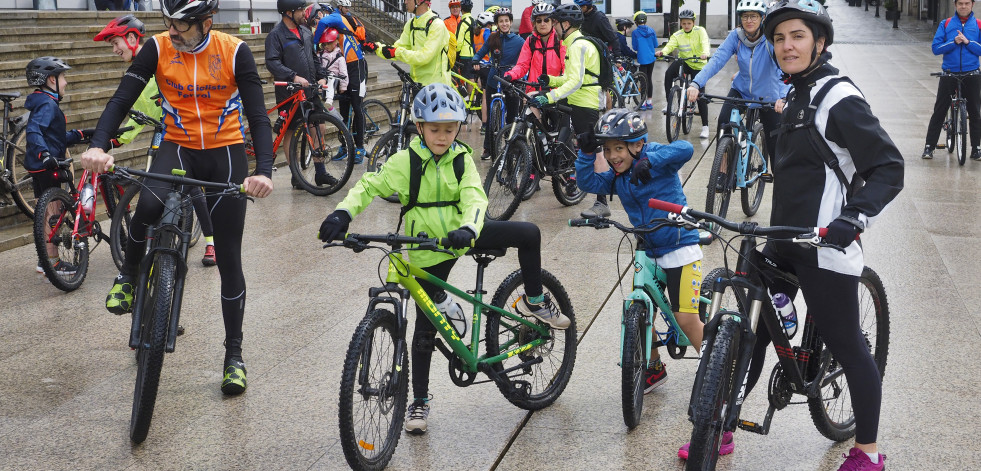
[126,33,140,61]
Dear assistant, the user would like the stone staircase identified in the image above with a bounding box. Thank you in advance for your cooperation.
[0,10,402,249]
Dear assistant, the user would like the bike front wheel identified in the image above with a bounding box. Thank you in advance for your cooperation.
[338,308,408,471]
[33,187,89,291]
[665,86,683,142]
[957,102,968,166]
[361,99,394,151]
[483,137,532,221]
[705,136,736,226]
[489,99,505,157]
[130,250,177,444]
[621,302,647,429]
[686,315,741,471]
[944,106,955,154]
[807,266,890,441]
[289,111,356,196]
[740,122,767,217]
[485,269,577,411]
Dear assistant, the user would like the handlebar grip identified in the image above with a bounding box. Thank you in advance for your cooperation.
[568,218,590,227]
[555,104,573,114]
[818,227,828,238]
[648,198,685,214]
[437,238,475,249]
[273,81,288,86]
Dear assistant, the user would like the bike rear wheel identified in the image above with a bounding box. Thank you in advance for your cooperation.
[740,122,767,217]
[338,308,408,471]
[551,140,586,206]
[957,102,968,166]
[289,111,356,196]
[484,137,532,221]
[630,77,648,110]
[485,269,577,411]
[705,136,736,227]
[110,184,139,272]
[807,266,890,441]
[10,128,74,219]
[666,86,683,142]
[130,250,177,444]
[686,315,741,471]
[361,99,394,151]
[621,302,647,429]
[682,96,696,135]
[33,187,89,291]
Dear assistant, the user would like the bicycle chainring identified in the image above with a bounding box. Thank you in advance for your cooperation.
[767,364,793,410]
[448,355,477,387]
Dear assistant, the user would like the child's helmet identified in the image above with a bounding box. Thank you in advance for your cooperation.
[633,11,648,24]
[616,18,634,31]
[26,56,70,87]
[320,28,340,44]
[594,108,648,143]
[475,11,495,26]
[678,9,696,20]
[413,83,467,123]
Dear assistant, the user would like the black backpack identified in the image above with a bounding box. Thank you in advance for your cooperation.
[574,35,614,90]
[397,144,466,232]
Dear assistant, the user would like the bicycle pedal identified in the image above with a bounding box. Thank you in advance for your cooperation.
[760,173,774,183]
[737,419,767,435]
[936,144,946,149]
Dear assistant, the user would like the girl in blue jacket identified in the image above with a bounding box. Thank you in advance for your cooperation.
[630,11,659,110]
[688,0,788,177]
[575,108,704,394]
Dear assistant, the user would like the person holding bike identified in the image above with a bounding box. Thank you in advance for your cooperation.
[266,0,329,188]
[631,11,658,111]
[318,83,570,435]
[922,0,981,160]
[730,2,903,469]
[615,19,637,61]
[534,4,611,219]
[575,109,705,393]
[24,56,85,276]
[80,0,275,396]
[473,8,524,160]
[375,0,452,87]
[95,14,219,267]
[687,0,788,183]
[656,9,711,138]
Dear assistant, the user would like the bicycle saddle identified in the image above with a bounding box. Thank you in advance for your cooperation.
[0,92,21,102]
[466,247,507,257]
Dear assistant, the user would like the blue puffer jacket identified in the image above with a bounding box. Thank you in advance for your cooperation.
[575,140,700,257]
[631,25,658,65]
[24,89,83,172]
[692,29,789,105]
[933,12,981,72]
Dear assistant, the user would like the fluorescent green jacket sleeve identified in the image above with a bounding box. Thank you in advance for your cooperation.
[117,77,161,145]
[393,11,453,86]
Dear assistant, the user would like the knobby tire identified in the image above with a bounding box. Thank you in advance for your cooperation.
[33,187,88,291]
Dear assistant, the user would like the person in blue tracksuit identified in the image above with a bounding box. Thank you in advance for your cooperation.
[689,0,788,174]
[922,0,981,160]
[631,11,658,110]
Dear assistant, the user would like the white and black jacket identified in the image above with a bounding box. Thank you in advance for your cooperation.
[770,62,904,276]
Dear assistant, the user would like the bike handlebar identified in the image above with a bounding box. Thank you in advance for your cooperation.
[569,217,661,233]
[273,81,329,90]
[494,75,573,114]
[333,232,474,252]
[931,70,980,77]
[700,93,776,108]
[110,165,246,194]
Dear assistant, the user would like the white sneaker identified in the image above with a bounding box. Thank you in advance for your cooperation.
[700,126,710,139]
[514,294,571,330]
[405,399,430,435]
[36,265,44,274]
[661,105,668,114]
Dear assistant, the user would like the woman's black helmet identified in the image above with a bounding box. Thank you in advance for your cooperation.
[762,0,834,47]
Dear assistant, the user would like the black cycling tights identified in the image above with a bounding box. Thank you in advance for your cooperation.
[411,220,542,399]
[744,255,881,444]
[122,141,249,344]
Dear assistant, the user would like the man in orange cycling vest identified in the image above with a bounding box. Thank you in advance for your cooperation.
[81,0,274,396]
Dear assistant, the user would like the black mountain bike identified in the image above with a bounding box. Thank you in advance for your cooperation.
[110,165,248,444]
[931,70,977,166]
[366,62,422,204]
[647,199,889,471]
[483,76,586,221]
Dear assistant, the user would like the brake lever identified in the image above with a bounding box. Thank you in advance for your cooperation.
[792,233,846,253]
[666,212,699,230]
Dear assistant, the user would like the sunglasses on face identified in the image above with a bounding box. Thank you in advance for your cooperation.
[535,17,552,24]
[163,16,205,33]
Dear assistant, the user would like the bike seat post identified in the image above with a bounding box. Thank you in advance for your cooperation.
[469,254,495,296]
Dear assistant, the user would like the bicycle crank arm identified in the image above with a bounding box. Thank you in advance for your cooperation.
[737,404,776,435]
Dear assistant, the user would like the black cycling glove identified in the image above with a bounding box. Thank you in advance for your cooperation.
[576,130,602,154]
[824,217,862,248]
[629,157,652,185]
[40,151,58,170]
[446,227,476,249]
[318,210,352,242]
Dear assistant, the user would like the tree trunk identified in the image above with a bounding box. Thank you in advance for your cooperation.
[700,0,708,28]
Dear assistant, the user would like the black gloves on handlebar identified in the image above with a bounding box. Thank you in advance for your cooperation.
[319,210,352,243]
[629,158,653,185]
[576,130,602,154]
[824,217,862,248]
[40,151,58,170]
[537,74,550,88]
[446,227,476,250]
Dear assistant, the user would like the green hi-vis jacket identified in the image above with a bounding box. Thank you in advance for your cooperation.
[388,10,453,87]
[336,136,487,268]
[117,77,161,145]
[546,29,601,109]
[661,26,711,71]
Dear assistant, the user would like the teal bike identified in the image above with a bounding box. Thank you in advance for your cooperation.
[327,232,577,470]
[571,216,712,428]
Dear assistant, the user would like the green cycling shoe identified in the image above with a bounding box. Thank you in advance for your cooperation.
[106,274,135,315]
[221,357,248,395]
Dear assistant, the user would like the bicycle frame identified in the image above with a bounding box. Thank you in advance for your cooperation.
[725,106,766,191]
[614,63,641,102]
[451,71,483,114]
[267,83,319,156]
[382,252,552,373]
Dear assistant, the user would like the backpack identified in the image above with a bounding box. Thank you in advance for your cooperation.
[397,144,466,232]
[574,35,614,90]
[779,77,865,200]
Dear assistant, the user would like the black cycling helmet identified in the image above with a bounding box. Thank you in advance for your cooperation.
[616,18,634,31]
[763,0,834,48]
[277,0,304,15]
[161,0,218,20]
[678,9,696,20]
[26,56,70,87]
[595,108,648,143]
[633,11,648,24]
[550,4,583,27]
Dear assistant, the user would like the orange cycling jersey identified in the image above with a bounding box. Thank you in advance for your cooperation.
[154,30,246,149]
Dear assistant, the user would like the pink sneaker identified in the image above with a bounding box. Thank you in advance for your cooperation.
[678,431,735,460]
[837,448,885,470]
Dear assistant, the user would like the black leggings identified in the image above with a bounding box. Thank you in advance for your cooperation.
[926,73,981,148]
[717,88,781,164]
[123,141,249,343]
[411,220,543,399]
[664,60,708,126]
[638,62,655,102]
[744,247,882,444]
[188,187,214,238]
[338,60,366,148]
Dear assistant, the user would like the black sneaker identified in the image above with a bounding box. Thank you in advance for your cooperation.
[972,148,981,161]
[51,259,78,276]
[921,144,934,160]
[315,172,338,187]
[715,172,728,193]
